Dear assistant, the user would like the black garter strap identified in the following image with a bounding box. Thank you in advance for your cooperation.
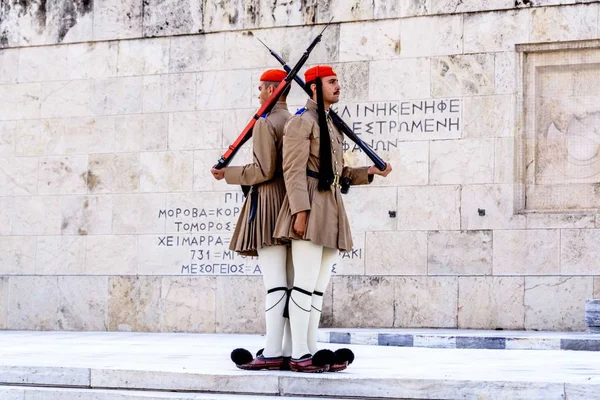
[283,286,313,318]
[267,286,288,294]
[293,286,313,296]
[265,287,288,313]
[312,290,323,312]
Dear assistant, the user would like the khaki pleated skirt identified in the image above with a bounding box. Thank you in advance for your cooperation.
[229,178,288,257]
[273,177,353,252]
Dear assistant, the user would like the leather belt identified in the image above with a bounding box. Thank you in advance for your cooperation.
[306,170,341,188]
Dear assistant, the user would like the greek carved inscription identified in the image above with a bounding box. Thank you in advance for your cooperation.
[336,99,462,151]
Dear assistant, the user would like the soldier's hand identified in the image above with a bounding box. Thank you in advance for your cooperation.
[368,163,392,177]
[210,167,225,180]
[293,211,308,237]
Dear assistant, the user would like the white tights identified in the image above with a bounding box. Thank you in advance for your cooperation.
[257,245,293,358]
[288,240,338,359]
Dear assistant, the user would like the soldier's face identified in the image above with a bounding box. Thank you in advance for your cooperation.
[321,75,341,104]
[258,82,274,105]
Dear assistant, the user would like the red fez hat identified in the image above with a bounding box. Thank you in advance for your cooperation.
[304,65,337,82]
[260,69,287,82]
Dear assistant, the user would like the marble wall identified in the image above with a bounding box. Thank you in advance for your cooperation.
[1,0,600,332]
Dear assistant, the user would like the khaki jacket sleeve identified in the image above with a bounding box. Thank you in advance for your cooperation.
[283,117,312,215]
[224,117,277,186]
[342,165,373,186]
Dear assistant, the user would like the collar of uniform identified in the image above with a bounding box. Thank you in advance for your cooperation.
[272,101,288,111]
[304,99,330,115]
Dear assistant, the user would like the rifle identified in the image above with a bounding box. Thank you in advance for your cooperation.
[255,37,387,173]
[213,20,333,170]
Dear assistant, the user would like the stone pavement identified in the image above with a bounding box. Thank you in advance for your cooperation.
[0,330,599,400]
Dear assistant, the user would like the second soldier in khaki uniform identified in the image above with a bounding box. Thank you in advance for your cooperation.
[274,65,392,373]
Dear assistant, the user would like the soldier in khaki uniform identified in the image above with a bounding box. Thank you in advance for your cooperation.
[211,69,293,371]
[274,65,392,373]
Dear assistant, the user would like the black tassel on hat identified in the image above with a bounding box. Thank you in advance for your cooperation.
[316,77,334,191]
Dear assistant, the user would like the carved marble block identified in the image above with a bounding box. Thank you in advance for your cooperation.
[521,44,600,211]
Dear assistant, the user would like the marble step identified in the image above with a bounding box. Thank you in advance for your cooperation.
[1,367,599,400]
[318,328,600,351]
[0,386,357,400]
